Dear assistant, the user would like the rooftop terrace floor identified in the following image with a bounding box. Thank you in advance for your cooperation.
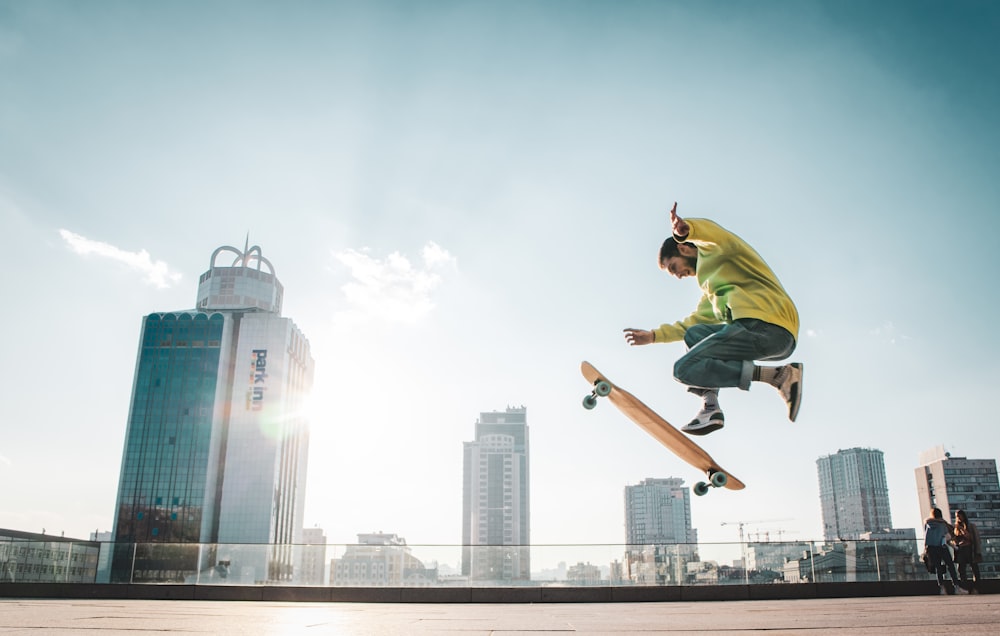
[2,595,998,635]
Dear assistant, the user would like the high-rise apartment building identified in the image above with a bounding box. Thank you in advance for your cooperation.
[623,477,698,585]
[915,446,1000,578]
[817,448,893,541]
[624,478,697,546]
[461,406,530,582]
[110,243,314,583]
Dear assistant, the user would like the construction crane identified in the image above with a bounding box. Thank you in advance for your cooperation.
[749,529,799,542]
[720,519,793,545]
[721,518,793,585]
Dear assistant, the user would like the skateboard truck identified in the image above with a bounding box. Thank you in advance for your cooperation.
[693,470,728,496]
[582,380,612,409]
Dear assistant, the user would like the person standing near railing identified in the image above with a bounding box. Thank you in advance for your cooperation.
[924,507,965,594]
[952,510,982,593]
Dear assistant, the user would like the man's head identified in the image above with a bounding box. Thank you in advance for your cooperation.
[932,507,943,520]
[659,237,698,279]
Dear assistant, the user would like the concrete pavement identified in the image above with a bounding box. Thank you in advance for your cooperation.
[1,595,999,634]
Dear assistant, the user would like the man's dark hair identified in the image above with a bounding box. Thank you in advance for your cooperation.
[659,237,696,264]
[932,507,943,519]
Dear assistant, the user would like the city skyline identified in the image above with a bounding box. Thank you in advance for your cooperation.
[2,444,993,579]
[2,1,999,549]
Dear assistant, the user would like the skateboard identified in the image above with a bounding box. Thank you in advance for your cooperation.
[580,360,745,495]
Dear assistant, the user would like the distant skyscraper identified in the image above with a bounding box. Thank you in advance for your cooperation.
[623,477,698,585]
[461,406,530,582]
[817,448,893,541]
[915,446,1000,578]
[110,243,314,583]
[624,478,698,545]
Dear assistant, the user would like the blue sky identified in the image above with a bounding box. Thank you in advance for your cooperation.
[2,0,998,562]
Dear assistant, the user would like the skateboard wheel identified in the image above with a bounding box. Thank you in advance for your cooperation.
[694,482,710,496]
[710,471,728,488]
[595,381,611,397]
[583,394,598,410]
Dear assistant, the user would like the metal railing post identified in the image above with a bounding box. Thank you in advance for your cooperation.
[130,543,137,584]
[874,541,881,581]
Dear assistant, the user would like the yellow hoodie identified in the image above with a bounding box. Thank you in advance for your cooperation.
[652,219,799,343]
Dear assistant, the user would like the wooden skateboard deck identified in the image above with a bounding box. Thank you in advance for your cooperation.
[580,360,745,494]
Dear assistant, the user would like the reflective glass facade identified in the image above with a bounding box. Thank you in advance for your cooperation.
[114,312,224,547]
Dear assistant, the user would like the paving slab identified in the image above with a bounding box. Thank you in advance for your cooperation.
[0,595,997,634]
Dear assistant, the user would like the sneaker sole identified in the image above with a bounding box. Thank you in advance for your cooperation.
[788,363,803,422]
[682,422,724,436]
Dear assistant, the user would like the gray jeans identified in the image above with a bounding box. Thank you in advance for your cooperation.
[674,319,795,392]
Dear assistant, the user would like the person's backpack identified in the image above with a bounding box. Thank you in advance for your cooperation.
[921,548,935,573]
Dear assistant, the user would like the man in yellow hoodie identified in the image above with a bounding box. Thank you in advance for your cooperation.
[624,202,803,435]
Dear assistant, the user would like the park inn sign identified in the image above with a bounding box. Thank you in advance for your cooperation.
[247,349,267,411]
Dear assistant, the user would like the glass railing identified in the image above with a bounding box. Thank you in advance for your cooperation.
[9,536,986,586]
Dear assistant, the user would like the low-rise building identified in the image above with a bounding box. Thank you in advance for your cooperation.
[566,562,602,585]
[1,529,100,583]
[330,532,437,586]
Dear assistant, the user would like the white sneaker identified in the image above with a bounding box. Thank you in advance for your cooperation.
[681,407,725,436]
[773,363,803,422]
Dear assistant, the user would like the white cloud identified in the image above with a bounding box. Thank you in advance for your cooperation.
[333,241,456,325]
[869,320,910,345]
[58,229,182,289]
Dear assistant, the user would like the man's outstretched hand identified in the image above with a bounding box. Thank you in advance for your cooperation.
[624,328,654,346]
[669,201,689,239]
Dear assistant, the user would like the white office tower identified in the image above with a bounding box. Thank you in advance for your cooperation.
[110,243,314,584]
[817,448,893,541]
[461,407,530,582]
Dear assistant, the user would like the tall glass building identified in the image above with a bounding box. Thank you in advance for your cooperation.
[817,447,893,541]
[461,407,530,582]
[110,243,314,583]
